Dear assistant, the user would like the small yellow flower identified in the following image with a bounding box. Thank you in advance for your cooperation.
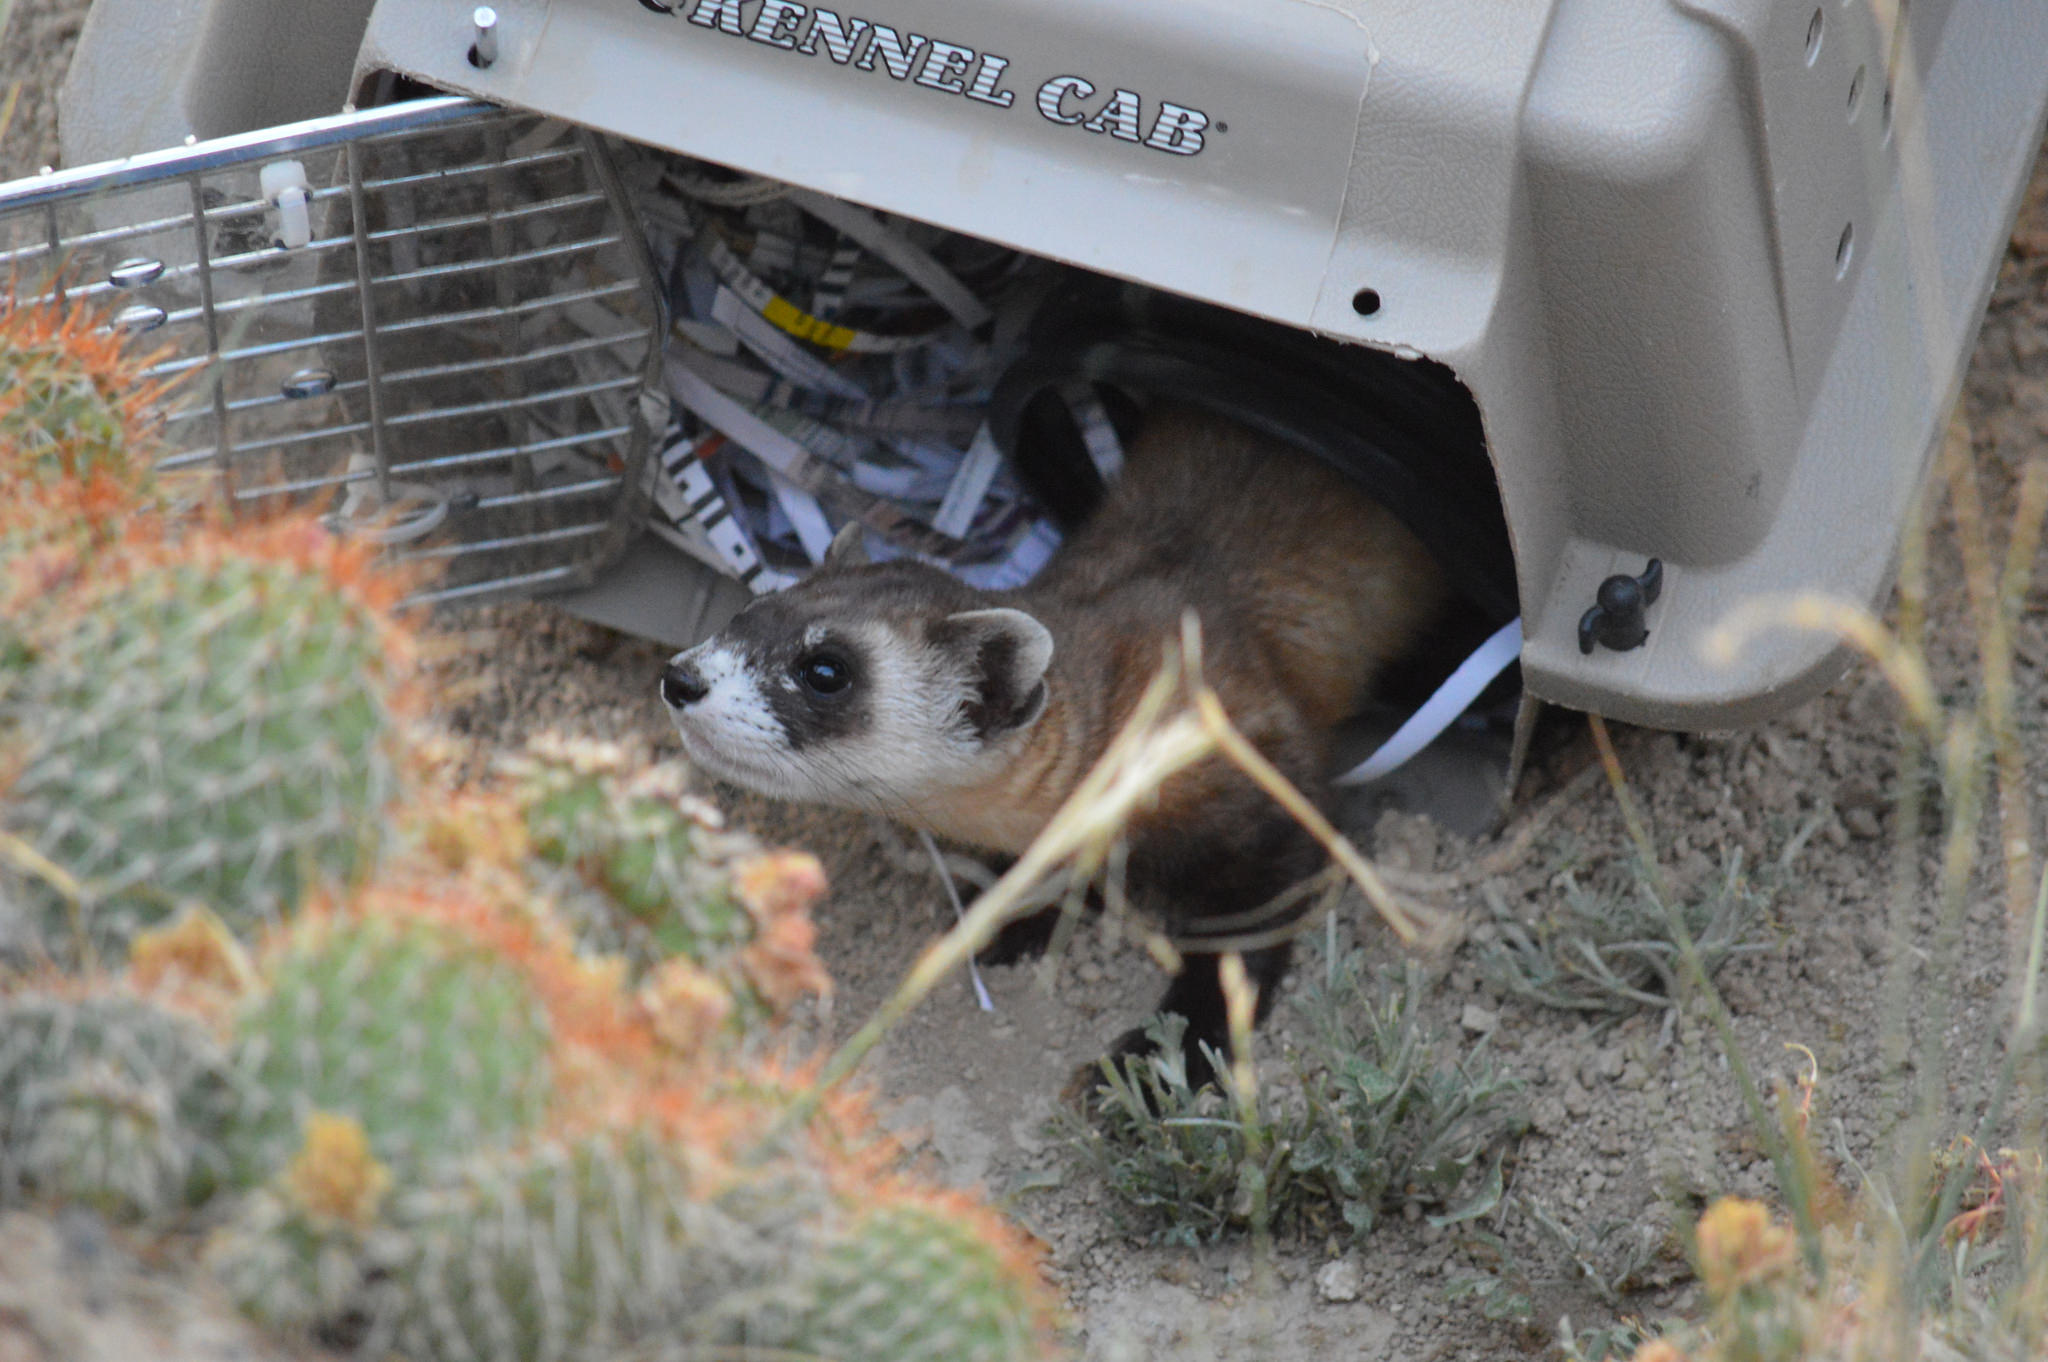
[1629,1339,1688,1362]
[731,850,828,924]
[1694,1197,1796,1301]
[640,958,734,1055]
[418,793,530,872]
[282,1112,391,1230]
[733,852,832,1013]
[128,905,256,996]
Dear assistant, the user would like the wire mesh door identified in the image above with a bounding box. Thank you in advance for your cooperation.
[0,96,664,605]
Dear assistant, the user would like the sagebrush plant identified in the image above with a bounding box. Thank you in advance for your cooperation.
[1480,849,1765,1014]
[1063,949,1526,1248]
[0,292,1066,1362]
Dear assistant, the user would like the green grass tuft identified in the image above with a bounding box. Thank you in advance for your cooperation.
[1478,851,1765,1015]
[1063,952,1527,1248]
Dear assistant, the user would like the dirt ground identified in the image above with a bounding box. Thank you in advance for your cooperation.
[7,11,2048,1360]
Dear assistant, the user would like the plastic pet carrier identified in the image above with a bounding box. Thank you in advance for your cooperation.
[17,0,2048,732]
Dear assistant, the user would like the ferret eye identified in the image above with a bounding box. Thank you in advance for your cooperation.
[796,652,853,697]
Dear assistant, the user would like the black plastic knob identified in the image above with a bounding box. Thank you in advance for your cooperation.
[1578,559,1663,655]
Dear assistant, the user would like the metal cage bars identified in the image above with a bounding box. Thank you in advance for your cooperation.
[0,97,665,606]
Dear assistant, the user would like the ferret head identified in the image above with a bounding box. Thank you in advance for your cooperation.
[659,527,1054,811]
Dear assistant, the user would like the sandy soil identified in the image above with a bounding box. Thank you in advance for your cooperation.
[7,13,2048,1360]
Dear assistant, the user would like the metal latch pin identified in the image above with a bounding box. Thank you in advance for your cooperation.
[470,7,499,67]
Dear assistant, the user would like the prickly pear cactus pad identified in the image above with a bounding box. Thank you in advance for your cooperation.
[771,1192,1064,1362]
[521,741,750,957]
[509,735,831,1028]
[227,895,553,1184]
[518,738,750,957]
[2,517,418,960]
[328,1135,711,1361]
[0,988,245,1221]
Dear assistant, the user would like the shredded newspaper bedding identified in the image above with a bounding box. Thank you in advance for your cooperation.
[622,150,1113,595]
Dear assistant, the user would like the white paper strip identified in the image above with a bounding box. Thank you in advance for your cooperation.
[1335,617,1522,786]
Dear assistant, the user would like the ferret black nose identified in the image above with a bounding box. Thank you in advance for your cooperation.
[661,659,709,708]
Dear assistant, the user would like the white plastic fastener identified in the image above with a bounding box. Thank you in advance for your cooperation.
[258,159,313,249]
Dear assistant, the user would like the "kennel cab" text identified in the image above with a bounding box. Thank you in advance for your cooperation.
[636,0,1214,157]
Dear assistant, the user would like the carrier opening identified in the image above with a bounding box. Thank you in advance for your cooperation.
[608,143,1520,790]
[618,143,1516,691]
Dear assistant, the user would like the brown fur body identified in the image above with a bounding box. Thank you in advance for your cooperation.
[908,405,1444,855]
[662,405,1445,1080]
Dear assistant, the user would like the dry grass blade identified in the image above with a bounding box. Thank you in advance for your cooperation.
[1940,421,2048,946]
[0,0,19,150]
[1704,593,1942,738]
[0,827,85,905]
[1190,686,1435,945]
[0,827,95,969]
[2018,861,2048,1045]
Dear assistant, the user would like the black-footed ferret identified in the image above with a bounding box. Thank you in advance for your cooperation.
[659,405,1445,1083]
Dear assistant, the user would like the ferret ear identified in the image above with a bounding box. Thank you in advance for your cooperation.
[933,607,1054,739]
[823,522,869,568]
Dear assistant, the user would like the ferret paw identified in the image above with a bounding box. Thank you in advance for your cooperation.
[1063,1019,1222,1116]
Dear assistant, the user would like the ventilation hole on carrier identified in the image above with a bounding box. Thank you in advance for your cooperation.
[1847,65,1865,116]
[1351,288,1382,317]
[1804,8,1824,64]
[1835,222,1855,279]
